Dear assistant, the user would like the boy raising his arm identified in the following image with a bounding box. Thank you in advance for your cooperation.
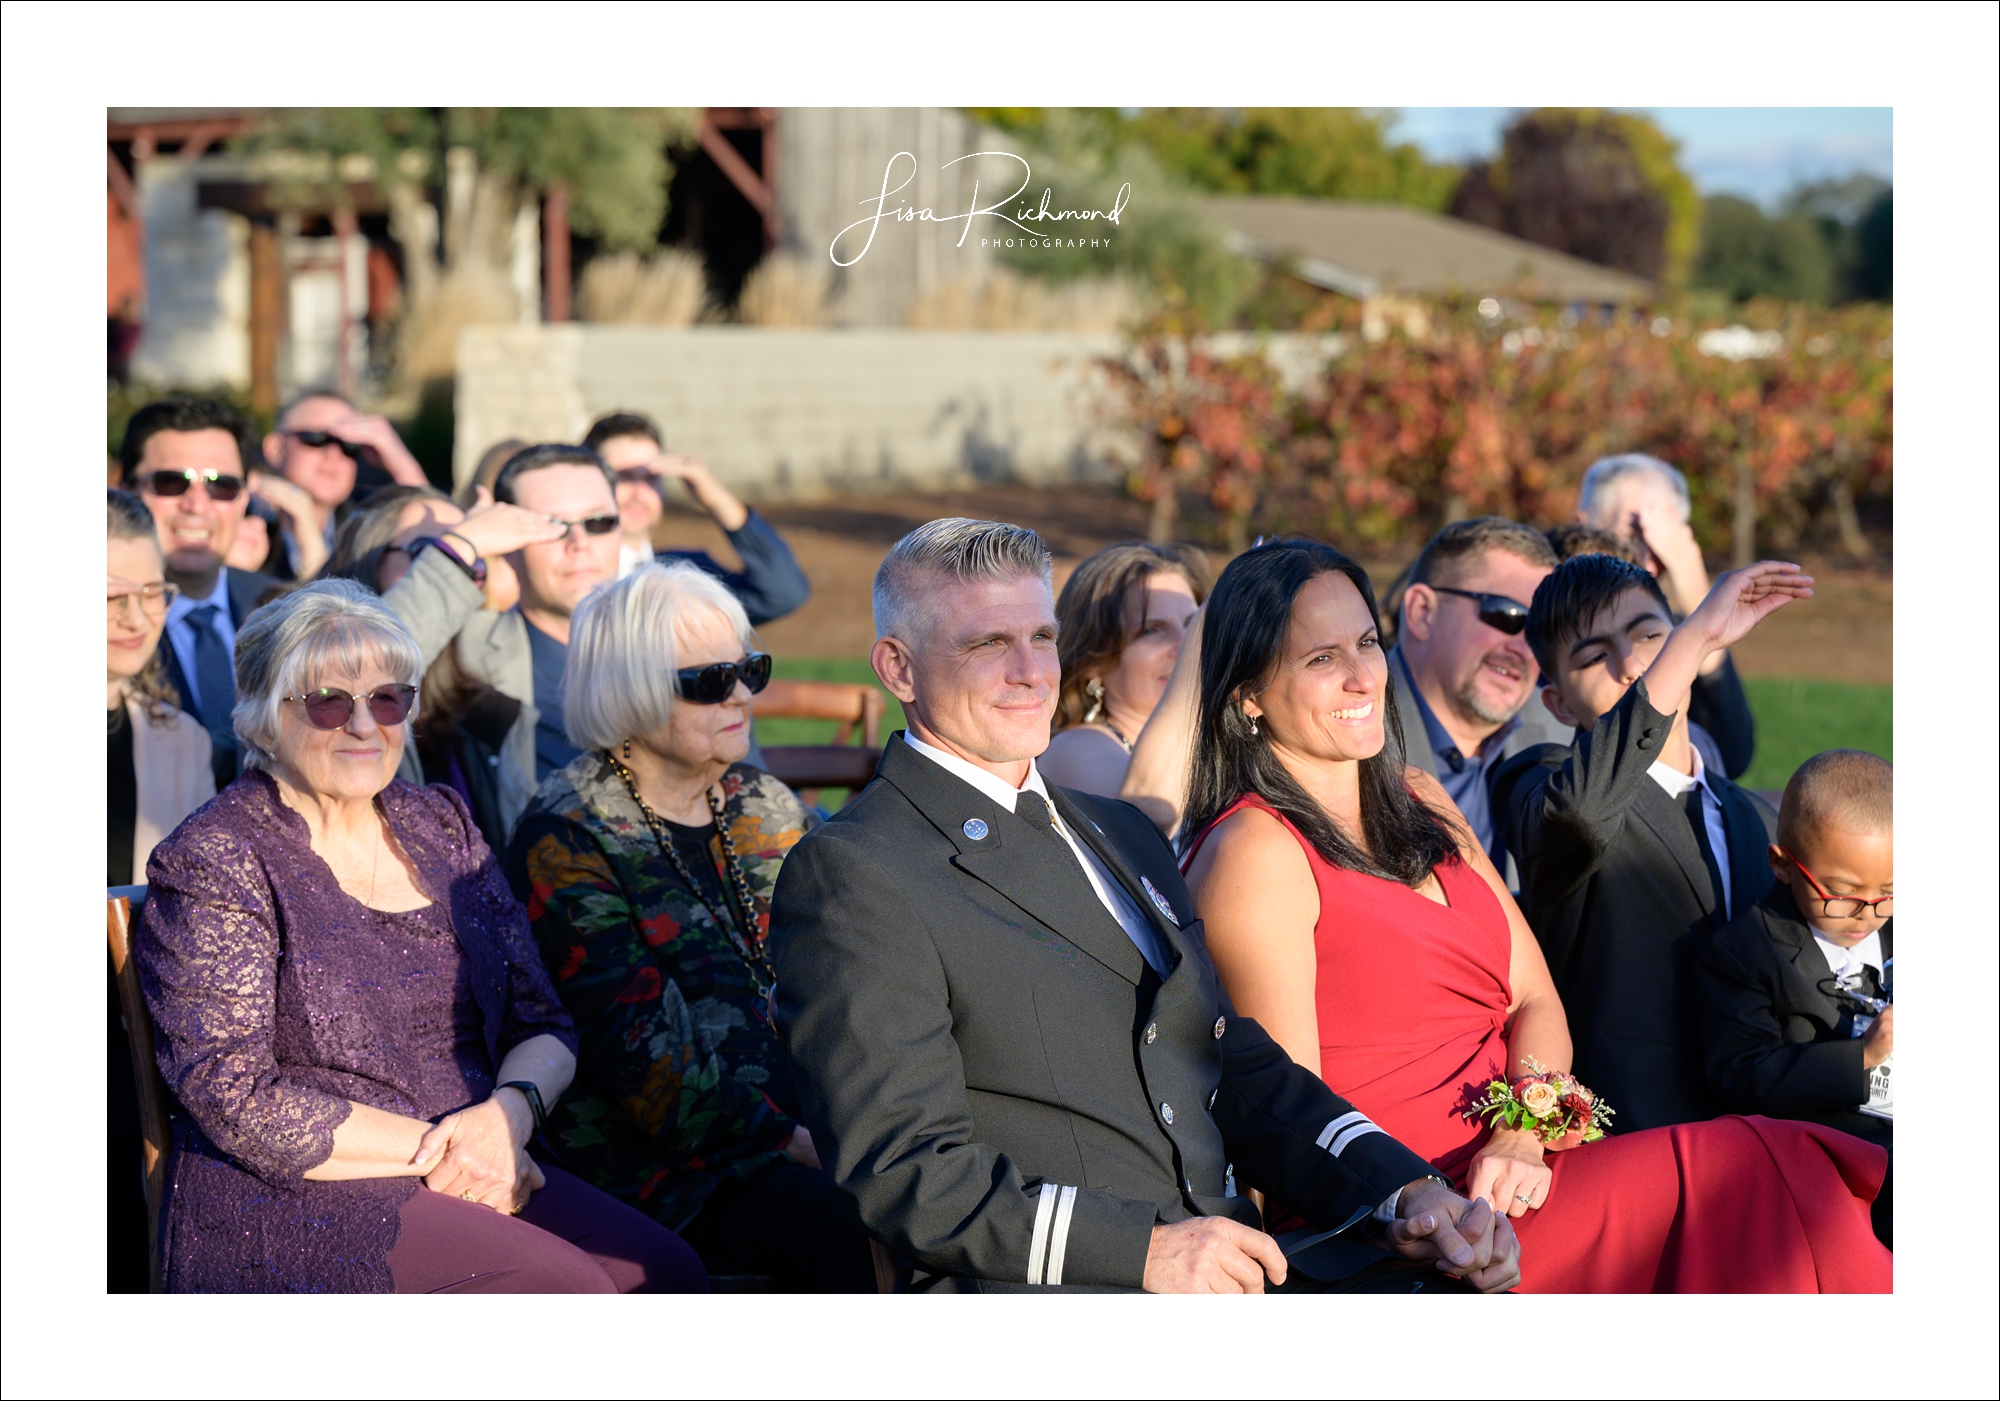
[1493,555,1813,1133]
[1695,750,1891,1242]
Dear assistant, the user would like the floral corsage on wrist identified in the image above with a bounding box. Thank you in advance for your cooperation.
[1463,1058,1614,1147]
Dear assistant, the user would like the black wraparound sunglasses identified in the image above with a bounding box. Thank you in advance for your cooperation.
[676,652,773,704]
[1432,586,1531,635]
[285,429,369,460]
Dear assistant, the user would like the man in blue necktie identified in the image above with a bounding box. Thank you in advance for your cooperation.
[123,397,280,787]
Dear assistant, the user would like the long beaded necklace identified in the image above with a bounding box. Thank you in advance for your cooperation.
[607,753,777,1016]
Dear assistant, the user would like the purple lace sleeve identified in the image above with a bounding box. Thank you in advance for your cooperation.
[138,819,351,1191]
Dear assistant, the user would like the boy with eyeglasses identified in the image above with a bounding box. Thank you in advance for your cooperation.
[121,396,281,787]
[1694,749,1892,1241]
[1491,552,1813,1133]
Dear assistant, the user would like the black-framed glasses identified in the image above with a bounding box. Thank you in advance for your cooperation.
[546,513,621,538]
[675,652,772,704]
[1781,848,1893,920]
[107,580,181,619]
[285,429,368,460]
[285,684,419,731]
[139,468,246,502]
[1432,586,1531,635]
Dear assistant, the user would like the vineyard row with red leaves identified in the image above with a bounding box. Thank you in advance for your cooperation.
[1099,298,1892,560]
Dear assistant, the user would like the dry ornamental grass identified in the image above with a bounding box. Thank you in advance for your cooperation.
[577,249,710,327]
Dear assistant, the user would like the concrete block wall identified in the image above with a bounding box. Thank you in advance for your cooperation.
[454,325,1125,498]
[453,325,1351,499]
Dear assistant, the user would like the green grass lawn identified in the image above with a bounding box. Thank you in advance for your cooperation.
[756,659,1891,806]
[1739,677,1893,793]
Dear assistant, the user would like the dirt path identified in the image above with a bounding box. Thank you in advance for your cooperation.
[652,485,1891,685]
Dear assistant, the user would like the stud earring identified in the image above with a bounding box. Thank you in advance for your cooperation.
[1084,677,1106,724]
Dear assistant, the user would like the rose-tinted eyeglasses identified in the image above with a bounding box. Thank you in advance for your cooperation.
[108,581,181,619]
[1780,848,1893,920]
[1432,586,1531,636]
[139,468,245,502]
[285,684,419,731]
[676,653,773,704]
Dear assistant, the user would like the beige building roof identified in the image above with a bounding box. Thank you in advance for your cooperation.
[1198,195,1655,304]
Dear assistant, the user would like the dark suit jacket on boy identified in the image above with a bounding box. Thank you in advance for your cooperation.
[769,736,1440,1292]
[1694,885,1892,1146]
[1493,679,1777,1135]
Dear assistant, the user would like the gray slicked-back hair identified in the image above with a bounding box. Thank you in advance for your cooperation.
[232,578,425,770]
[873,517,1054,643]
[1577,453,1691,524]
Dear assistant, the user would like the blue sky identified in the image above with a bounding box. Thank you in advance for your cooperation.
[1388,108,1892,208]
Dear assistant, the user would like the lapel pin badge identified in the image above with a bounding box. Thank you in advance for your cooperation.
[962,818,989,840]
[1140,875,1178,925]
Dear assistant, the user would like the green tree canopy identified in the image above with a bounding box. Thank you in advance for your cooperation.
[1449,109,1702,288]
[1692,195,1834,303]
[972,107,1459,208]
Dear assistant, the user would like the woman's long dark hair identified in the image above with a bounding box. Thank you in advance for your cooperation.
[1180,538,1459,886]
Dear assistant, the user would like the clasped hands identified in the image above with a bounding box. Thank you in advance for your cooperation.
[1141,1178,1521,1294]
[413,1088,543,1214]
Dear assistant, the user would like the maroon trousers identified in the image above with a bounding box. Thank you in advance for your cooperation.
[386,1163,708,1294]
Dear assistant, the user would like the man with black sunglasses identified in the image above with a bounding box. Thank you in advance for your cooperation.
[1387,518,1569,869]
[259,390,430,581]
[583,411,811,625]
[121,396,282,787]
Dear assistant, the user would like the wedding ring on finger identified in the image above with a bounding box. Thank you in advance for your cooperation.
[1515,1193,1535,1206]
[461,1191,475,1201]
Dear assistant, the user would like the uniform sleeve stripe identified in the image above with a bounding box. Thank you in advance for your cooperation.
[1026,1182,1058,1285]
[1044,1185,1078,1286]
[1316,1110,1370,1150]
[1330,1121,1386,1157]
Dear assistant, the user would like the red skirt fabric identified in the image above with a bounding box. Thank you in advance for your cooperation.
[1511,1116,1888,1293]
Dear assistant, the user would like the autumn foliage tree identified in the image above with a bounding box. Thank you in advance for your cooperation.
[1099,299,1892,563]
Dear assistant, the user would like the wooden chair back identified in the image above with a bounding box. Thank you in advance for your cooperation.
[108,886,171,1293]
[751,680,889,806]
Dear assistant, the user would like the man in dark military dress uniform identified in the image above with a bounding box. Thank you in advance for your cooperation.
[770,519,1520,1293]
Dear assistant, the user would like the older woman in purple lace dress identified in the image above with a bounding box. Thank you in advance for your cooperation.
[137,579,706,1292]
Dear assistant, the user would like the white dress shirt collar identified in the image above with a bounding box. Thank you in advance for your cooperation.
[1646,743,1735,919]
[1813,928,1884,985]
[903,730,1046,812]
[900,731,1171,975]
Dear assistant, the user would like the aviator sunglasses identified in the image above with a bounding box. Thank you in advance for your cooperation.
[676,652,773,704]
[139,468,246,502]
[1431,586,1531,635]
[547,513,621,538]
[285,684,419,730]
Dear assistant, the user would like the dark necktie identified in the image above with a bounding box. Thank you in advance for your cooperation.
[1015,790,1066,847]
[186,604,236,741]
[1680,785,1727,917]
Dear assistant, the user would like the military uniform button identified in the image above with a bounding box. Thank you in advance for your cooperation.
[1213,1016,1226,1039]
[1144,1022,1158,1044]
[1159,1101,1175,1125]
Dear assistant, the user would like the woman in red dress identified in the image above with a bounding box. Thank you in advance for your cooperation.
[1179,540,1889,1293]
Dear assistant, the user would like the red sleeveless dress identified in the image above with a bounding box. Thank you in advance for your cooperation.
[1187,795,1890,1293]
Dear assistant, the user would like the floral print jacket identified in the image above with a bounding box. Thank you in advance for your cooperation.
[506,753,816,1231]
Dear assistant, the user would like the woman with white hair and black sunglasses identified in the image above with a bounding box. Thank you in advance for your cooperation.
[504,560,877,1291]
[135,579,706,1293]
